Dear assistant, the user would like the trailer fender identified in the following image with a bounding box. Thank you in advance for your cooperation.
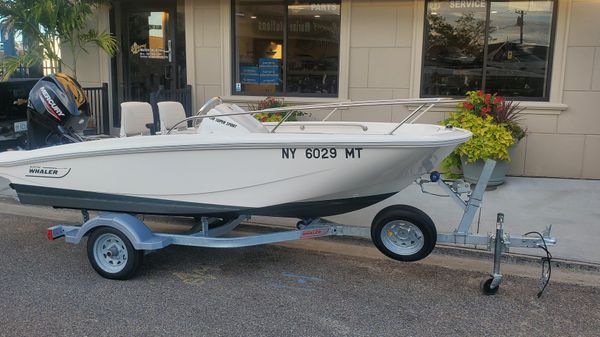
[66,213,172,250]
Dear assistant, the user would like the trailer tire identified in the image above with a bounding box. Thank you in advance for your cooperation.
[371,205,436,262]
[87,227,143,280]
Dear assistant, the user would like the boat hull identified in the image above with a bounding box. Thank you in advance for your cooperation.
[0,124,470,217]
[11,183,396,217]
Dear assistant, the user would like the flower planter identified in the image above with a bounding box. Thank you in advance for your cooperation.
[460,145,517,186]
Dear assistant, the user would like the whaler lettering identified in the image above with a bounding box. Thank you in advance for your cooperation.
[29,167,59,175]
[26,166,71,178]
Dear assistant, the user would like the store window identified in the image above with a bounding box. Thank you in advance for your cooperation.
[232,0,341,97]
[421,0,556,100]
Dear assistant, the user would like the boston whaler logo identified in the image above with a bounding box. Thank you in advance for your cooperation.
[26,166,71,178]
[39,87,65,121]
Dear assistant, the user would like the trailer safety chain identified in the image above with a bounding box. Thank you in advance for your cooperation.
[524,231,553,298]
[417,179,450,198]
[416,173,473,199]
[81,209,90,223]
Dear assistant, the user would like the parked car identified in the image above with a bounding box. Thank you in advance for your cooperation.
[0,78,40,151]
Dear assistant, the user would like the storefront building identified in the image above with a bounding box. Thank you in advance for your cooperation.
[71,0,599,179]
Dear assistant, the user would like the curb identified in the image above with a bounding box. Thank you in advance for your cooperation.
[432,244,600,273]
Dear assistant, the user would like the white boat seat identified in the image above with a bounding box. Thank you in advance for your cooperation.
[120,102,154,137]
[157,101,187,132]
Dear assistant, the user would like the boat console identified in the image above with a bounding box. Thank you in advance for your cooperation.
[198,103,269,134]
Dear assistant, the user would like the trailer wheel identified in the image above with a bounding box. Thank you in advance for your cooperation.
[87,227,143,280]
[371,205,437,262]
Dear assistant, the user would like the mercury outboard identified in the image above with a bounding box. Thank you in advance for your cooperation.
[27,73,90,149]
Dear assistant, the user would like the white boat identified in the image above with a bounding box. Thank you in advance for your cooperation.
[0,97,470,218]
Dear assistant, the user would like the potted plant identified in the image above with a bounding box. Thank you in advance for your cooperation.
[441,91,526,186]
[249,97,307,122]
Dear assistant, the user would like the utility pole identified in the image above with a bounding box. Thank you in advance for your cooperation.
[515,9,526,44]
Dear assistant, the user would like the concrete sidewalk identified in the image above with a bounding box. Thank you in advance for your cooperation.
[1,175,599,264]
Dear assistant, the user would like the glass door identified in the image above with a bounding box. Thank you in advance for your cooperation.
[124,9,176,101]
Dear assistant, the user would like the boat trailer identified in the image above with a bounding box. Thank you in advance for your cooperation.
[47,160,556,295]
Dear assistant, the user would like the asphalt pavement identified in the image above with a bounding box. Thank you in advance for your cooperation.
[1,213,599,337]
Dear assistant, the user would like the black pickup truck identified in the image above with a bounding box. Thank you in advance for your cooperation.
[0,78,39,151]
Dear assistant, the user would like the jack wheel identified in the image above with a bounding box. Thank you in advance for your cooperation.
[87,227,143,280]
[371,205,437,262]
[480,277,500,295]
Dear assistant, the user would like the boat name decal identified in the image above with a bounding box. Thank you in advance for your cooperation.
[39,87,65,121]
[209,117,238,128]
[26,166,71,178]
[282,147,362,159]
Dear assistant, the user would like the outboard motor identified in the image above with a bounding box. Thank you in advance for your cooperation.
[27,73,90,149]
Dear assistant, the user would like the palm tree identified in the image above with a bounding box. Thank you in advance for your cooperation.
[0,0,117,80]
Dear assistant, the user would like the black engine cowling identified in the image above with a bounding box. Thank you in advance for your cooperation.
[27,73,90,149]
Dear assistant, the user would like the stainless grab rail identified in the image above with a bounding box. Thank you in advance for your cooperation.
[285,122,369,131]
[167,97,463,135]
[192,96,223,127]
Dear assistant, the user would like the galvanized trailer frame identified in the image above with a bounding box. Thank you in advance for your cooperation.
[48,159,556,294]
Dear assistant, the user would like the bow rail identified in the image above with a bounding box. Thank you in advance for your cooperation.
[167,97,464,135]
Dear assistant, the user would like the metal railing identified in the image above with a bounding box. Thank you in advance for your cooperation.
[83,83,110,135]
[167,97,463,135]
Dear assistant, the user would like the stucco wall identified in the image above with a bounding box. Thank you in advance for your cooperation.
[550,0,600,179]
[187,0,224,113]
[346,0,420,122]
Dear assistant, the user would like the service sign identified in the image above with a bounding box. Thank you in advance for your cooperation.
[429,0,487,12]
